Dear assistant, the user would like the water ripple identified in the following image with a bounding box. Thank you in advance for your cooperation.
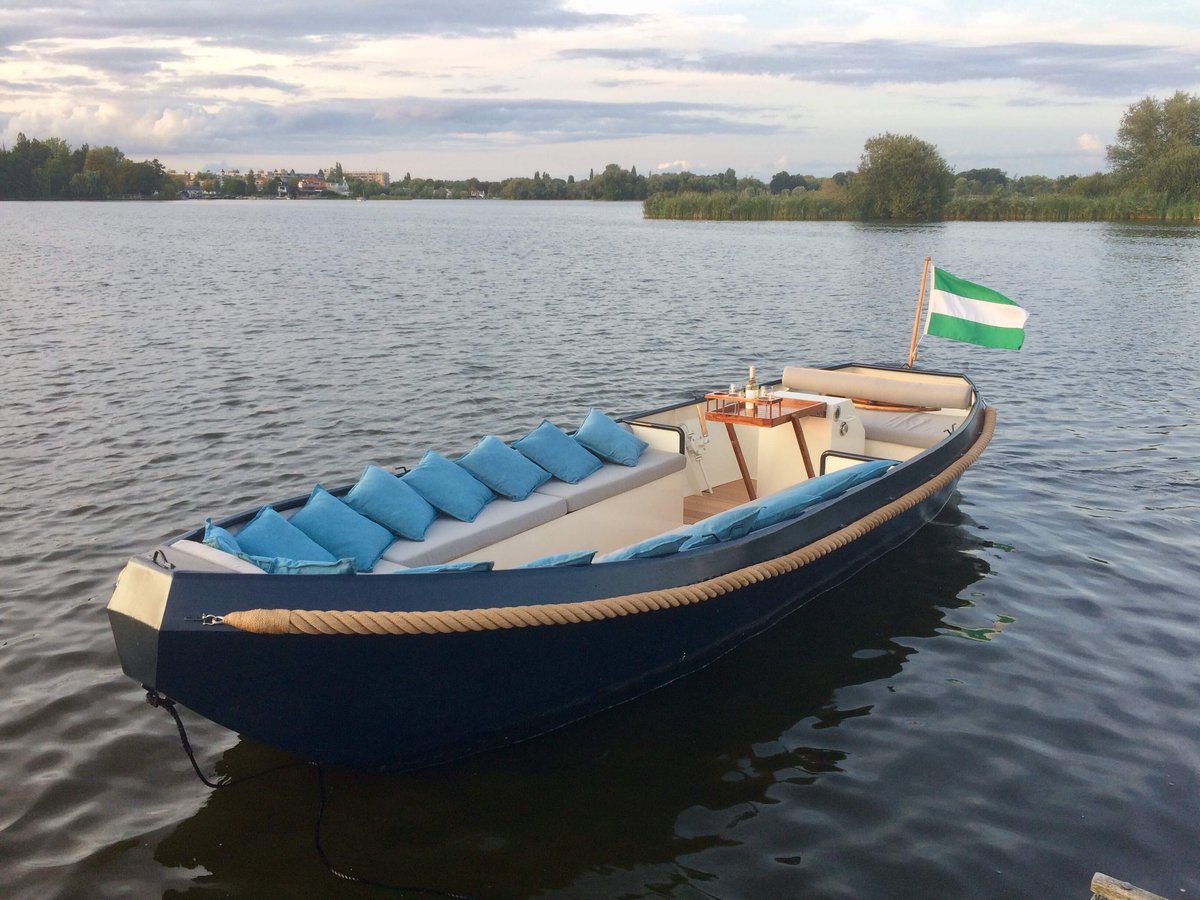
[1,202,1198,898]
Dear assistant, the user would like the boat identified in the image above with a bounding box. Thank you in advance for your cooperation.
[108,363,995,771]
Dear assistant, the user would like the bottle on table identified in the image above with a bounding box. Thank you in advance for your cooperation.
[745,365,758,412]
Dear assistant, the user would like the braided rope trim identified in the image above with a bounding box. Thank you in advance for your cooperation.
[223,406,995,637]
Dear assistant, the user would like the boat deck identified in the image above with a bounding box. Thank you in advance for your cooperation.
[683,479,755,524]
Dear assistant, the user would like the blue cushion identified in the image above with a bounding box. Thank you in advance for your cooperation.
[234,506,338,563]
[248,555,357,575]
[457,435,551,501]
[204,518,352,574]
[678,504,761,551]
[203,518,242,554]
[394,560,495,574]
[753,459,896,531]
[288,485,395,572]
[402,451,494,522]
[512,420,603,484]
[573,408,648,466]
[344,464,437,540]
[517,549,597,568]
[603,533,689,562]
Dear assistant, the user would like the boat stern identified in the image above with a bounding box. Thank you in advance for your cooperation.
[107,558,171,687]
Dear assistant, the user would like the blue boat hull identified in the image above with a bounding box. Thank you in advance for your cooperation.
[108,387,987,771]
[184,481,953,770]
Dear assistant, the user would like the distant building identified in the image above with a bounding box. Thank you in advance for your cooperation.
[346,170,390,187]
[297,176,328,195]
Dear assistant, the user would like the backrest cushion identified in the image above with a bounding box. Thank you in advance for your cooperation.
[513,419,603,484]
[289,485,396,572]
[457,435,552,501]
[403,450,495,522]
[234,505,339,563]
[573,409,648,466]
[344,464,438,540]
[517,549,597,568]
[753,459,895,531]
[678,504,761,551]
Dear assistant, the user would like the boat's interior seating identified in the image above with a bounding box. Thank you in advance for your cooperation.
[378,447,686,569]
[165,415,688,574]
[852,409,960,449]
[164,539,267,574]
[782,365,972,454]
[781,366,974,409]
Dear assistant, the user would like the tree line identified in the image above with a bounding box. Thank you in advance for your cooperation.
[0,135,174,199]
[3,91,1197,220]
[646,91,1200,222]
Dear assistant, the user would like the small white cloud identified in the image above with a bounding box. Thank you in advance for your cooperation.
[656,158,689,170]
[1077,133,1101,151]
[774,154,788,169]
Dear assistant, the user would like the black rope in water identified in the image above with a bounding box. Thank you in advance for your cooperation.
[144,688,303,788]
[144,687,478,899]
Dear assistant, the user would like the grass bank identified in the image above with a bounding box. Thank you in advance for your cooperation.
[643,190,1199,223]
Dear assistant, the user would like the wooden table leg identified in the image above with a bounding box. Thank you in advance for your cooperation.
[725,422,756,500]
[791,417,817,479]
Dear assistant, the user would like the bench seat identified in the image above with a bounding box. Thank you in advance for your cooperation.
[532,447,686,512]
[855,408,962,449]
[380,492,568,568]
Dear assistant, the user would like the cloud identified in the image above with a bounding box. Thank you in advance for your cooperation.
[1,0,626,53]
[1076,133,1102,151]
[49,46,188,76]
[656,159,690,170]
[562,39,1199,97]
[2,94,778,157]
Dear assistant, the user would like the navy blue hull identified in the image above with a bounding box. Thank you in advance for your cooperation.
[116,477,957,771]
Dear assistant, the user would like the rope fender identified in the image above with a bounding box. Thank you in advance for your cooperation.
[223,406,996,637]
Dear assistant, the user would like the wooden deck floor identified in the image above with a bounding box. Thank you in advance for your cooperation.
[683,478,754,524]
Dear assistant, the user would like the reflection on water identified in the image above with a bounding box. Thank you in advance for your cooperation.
[153,506,992,897]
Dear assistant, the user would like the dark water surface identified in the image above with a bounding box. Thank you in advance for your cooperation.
[1,201,1197,898]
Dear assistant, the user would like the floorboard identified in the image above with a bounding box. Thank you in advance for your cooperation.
[683,479,754,524]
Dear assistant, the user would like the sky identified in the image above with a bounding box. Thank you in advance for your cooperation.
[2,1,1199,181]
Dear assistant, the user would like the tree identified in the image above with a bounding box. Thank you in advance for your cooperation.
[83,145,125,195]
[851,133,953,220]
[957,167,1008,189]
[1107,91,1200,217]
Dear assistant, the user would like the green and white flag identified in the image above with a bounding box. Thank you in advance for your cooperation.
[925,267,1027,350]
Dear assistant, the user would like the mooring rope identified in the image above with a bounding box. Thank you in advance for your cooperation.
[218,406,995,637]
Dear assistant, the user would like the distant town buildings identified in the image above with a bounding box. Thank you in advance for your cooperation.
[346,170,390,187]
[165,165,377,198]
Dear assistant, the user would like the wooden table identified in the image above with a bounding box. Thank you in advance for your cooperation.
[703,392,826,499]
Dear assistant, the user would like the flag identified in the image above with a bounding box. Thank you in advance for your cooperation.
[926,267,1027,350]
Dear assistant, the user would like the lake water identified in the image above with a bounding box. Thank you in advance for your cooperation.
[1,200,1197,898]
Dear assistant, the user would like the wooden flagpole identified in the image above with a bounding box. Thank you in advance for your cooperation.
[906,256,932,368]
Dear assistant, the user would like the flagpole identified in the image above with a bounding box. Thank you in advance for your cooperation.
[906,256,932,368]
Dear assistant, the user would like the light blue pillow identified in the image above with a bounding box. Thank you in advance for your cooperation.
[753,459,896,531]
[394,560,495,574]
[289,485,395,572]
[344,464,438,540]
[203,518,352,574]
[517,549,597,568]
[573,408,648,466]
[203,518,242,554]
[234,506,338,563]
[512,420,603,484]
[457,435,551,501]
[402,451,494,522]
[603,533,690,562]
[679,504,761,551]
[248,555,357,575]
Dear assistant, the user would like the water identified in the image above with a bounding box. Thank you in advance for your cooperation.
[1,201,1198,898]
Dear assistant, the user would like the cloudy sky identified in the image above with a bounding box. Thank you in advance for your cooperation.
[2,1,1198,180]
